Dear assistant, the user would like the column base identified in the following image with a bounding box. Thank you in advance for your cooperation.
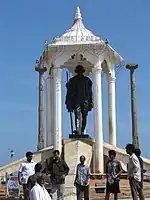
[69,134,90,139]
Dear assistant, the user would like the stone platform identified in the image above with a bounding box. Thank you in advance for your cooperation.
[1,138,150,176]
[1,138,150,199]
[62,139,93,200]
[69,134,90,139]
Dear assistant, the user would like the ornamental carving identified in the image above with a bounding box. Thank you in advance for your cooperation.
[86,43,106,56]
[107,76,116,83]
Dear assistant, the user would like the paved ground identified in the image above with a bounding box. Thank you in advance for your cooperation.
[1,179,150,199]
[1,198,150,200]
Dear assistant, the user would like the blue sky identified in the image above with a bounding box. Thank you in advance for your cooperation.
[0,0,150,165]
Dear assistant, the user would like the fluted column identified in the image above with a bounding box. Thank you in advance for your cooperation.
[46,72,54,147]
[92,62,103,173]
[107,76,117,146]
[35,65,47,151]
[53,68,62,153]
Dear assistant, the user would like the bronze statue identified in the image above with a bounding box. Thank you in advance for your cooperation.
[65,65,93,135]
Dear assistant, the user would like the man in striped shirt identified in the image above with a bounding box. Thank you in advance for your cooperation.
[74,155,91,200]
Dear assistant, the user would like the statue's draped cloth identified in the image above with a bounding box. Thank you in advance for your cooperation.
[65,74,93,113]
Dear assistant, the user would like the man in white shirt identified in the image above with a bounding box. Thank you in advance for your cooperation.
[135,148,144,189]
[126,144,144,200]
[30,174,51,200]
[18,151,36,200]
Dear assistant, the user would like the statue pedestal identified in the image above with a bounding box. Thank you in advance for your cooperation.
[62,139,93,200]
[69,134,90,139]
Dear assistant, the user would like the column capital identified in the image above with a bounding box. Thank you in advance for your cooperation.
[92,67,102,73]
[35,66,47,74]
[53,67,62,73]
[53,68,62,82]
[94,58,103,67]
[107,76,116,83]
[47,74,54,79]
[126,63,138,71]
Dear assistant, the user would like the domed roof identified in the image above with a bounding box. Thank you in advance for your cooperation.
[52,6,101,45]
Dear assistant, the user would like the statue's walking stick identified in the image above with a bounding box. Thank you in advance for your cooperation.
[66,71,74,135]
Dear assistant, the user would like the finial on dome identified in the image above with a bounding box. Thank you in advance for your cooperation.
[74,6,82,22]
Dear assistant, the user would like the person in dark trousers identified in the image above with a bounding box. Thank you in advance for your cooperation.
[126,144,145,200]
[18,152,36,200]
[135,148,144,189]
[48,150,69,200]
[74,155,91,200]
[105,150,122,200]
[27,163,42,191]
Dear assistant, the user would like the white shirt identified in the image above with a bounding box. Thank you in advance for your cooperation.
[127,153,141,182]
[19,160,36,184]
[30,183,51,200]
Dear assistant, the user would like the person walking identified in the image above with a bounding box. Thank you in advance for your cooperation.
[18,152,36,200]
[74,155,91,200]
[126,144,145,200]
[30,174,51,200]
[48,150,70,200]
[105,150,122,200]
[135,148,144,189]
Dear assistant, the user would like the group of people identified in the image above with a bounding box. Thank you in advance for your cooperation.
[18,143,145,200]
[18,150,69,200]
[18,150,91,200]
[105,144,144,200]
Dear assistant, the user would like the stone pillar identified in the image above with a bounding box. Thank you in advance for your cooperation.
[35,65,47,151]
[53,68,62,153]
[126,63,139,148]
[46,72,54,147]
[92,63,103,173]
[107,76,117,146]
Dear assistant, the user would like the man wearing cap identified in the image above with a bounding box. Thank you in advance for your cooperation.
[65,65,93,135]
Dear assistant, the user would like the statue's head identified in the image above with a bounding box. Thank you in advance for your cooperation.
[74,65,85,74]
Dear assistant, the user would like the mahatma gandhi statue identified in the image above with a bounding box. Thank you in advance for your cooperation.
[65,65,93,135]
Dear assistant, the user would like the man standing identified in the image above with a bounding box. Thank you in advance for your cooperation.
[18,152,36,200]
[74,155,91,200]
[126,144,144,200]
[48,150,70,200]
[30,174,51,200]
[27,163,42,191]
[65,65,93,135]
[105,150,122,200]
[135,148,144,189]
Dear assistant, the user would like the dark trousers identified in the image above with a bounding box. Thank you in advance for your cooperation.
[129,178,144,200]
[76,184,89,200]
[74,105,88,135]
[23,184,29,200]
